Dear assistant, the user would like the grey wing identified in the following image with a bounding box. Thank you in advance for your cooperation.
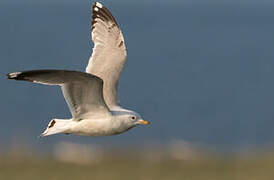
[61,80,109,118]
[7,70,111,118]
[86,2,127,109]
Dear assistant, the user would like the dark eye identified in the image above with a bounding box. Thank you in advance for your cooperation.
[131,116,136,120]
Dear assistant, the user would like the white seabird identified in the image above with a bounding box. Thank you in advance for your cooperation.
[7,2,149,137]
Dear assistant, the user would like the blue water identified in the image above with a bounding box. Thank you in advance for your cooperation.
[1,0,274,151]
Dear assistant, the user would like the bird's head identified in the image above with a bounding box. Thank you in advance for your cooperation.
[116,110,150,129]
[127,112,150,126]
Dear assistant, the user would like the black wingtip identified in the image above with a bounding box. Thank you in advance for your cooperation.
[7,72,23,80]
[93,2,103,8]
[7,72,16,79]
[6,73,11,79]
[91,2,119,29]
[92,2,103,13]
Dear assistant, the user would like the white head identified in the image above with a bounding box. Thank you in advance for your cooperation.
[126,111,149,126]
[113,110,150,132]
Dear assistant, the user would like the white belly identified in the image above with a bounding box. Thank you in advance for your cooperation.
[69,118,125,136]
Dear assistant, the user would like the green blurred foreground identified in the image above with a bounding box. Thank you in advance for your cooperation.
[1,152,274,180]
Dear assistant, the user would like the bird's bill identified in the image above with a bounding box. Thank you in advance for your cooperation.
[138,119,150,125]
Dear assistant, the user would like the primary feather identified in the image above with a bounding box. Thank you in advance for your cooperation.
[86,2,127,109]
[8,70,111,119]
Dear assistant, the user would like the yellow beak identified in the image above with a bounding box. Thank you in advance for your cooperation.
[138,119,150,125]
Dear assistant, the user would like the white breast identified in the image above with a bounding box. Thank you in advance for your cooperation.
[69,116,125,136]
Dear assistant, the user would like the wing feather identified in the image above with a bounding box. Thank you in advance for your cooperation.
[7,70,111,119]
[86,2,127,109]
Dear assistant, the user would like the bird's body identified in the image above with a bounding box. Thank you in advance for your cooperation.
[7,2,149,137]
[42,109,140,137]
[50,116,122,137]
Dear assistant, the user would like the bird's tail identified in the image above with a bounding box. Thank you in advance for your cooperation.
[40,119,71,137]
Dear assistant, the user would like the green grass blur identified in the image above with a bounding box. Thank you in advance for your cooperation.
[1,152,274,180]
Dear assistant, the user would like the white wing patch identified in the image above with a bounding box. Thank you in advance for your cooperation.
[96,2,103,8]
[8,72,22,78]
[94,7,99,12]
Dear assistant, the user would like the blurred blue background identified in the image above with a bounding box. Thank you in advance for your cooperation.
[1,0,274,152]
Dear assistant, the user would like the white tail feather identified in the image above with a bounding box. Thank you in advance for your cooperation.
[40,119,71,137]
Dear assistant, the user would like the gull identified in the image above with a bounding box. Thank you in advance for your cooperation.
[7,2,149,137]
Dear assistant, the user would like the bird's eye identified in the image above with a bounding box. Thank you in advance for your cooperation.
[131,116,136,120]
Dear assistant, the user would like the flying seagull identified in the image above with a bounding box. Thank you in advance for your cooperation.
[7,2,149,137]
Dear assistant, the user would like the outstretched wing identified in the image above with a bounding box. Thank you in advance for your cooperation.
[86,2,127,109]
[7,70,111,119]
